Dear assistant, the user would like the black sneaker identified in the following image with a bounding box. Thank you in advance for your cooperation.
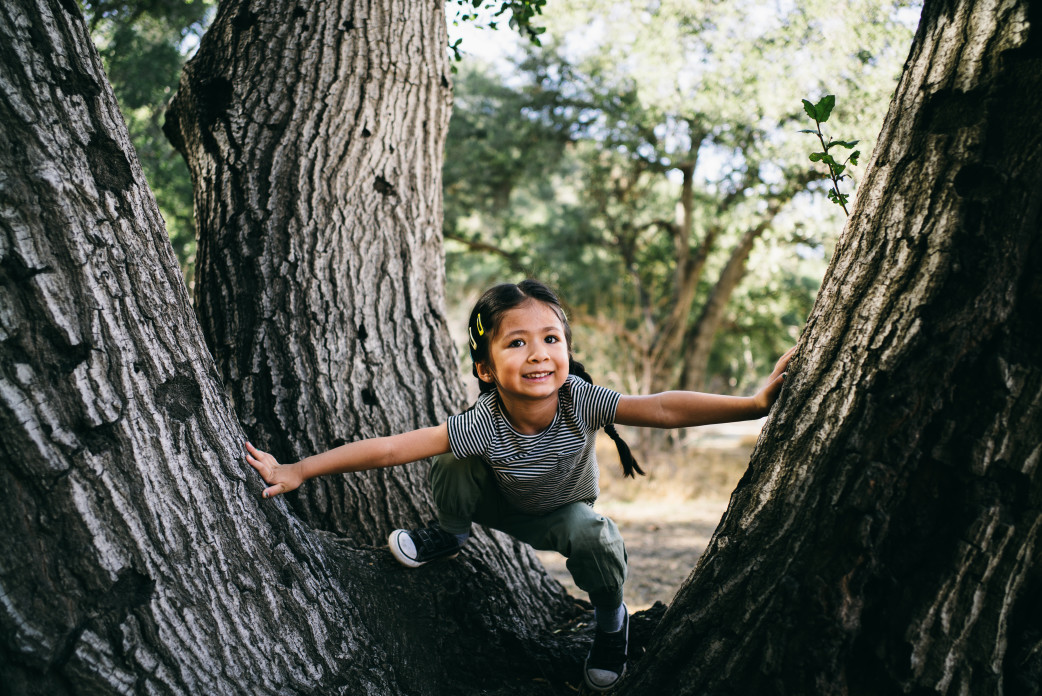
[388,521,462,568]
[584,609,629,692]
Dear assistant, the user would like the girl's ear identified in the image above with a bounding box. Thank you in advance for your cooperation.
[475,362,495,384]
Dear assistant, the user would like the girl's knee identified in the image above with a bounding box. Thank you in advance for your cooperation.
[565,511,625,563]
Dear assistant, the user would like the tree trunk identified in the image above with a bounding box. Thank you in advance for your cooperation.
[164,0,459,542]
[0,2,587,694]
[621,0,1042,693]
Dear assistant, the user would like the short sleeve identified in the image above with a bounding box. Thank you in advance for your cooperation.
[567,375,621,431]
[446,400,494,460]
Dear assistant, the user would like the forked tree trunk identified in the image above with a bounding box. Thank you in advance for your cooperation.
[0,2,584,694]
[621,1,1042,693]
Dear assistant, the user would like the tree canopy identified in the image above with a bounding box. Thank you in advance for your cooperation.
[444,0,919,398]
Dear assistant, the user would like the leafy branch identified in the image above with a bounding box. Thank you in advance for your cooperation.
[800,95,859,216]
[449,0,547,62]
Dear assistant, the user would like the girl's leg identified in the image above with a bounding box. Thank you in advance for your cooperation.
[431,456,628,609]
[492,502,627,612]
[389,453,496,568]
[428,452,508,536]
[431,473,629,692]
[492,503,629,690]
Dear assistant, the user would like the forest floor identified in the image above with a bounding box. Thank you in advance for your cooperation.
[533,419,764,612]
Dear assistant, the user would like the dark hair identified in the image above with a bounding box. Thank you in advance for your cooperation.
[467,279,644,478]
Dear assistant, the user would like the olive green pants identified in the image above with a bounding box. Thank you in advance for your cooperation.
[430,453,627,609]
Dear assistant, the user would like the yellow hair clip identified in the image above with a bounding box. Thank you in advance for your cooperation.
[468,327,478,350]
[476,314,484,336]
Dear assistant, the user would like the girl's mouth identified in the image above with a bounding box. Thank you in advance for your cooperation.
[524,371,553,380]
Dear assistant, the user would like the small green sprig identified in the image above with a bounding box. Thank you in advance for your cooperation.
[801,95,860,215]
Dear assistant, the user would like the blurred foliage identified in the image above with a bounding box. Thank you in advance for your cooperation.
[82,0,213,289]
[443,0,920,395]
[448,0,548,60]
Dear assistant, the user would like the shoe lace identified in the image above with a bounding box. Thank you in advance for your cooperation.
[415,521,454,553]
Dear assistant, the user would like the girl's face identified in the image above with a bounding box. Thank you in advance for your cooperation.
[476,300,570,401]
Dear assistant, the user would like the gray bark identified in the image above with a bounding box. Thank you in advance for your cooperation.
[0,2,585,694]
[165,0,459,542]
[621,0,1042,693]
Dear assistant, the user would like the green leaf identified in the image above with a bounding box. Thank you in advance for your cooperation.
[827,190,849,206]
[832,139,860,149]
[832,163,846,176]
[802,99,818,122]
[809,152,825,162]
[815,94,836,123]
[798,129,818,134]
[849,151,861,165]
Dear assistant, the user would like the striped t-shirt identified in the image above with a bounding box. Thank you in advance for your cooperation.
[446,374,621,514]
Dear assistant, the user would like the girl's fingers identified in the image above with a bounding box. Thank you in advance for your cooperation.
[245,441,268,462]
[773,347,796,376]
[245,441,283,498]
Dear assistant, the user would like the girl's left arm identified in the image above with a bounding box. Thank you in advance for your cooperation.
[615,347,794,429]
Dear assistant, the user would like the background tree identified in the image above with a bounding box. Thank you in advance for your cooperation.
[82,0,213,286]
[164,0,464,541]
[443,0,917,404]
[619,0,1042,692]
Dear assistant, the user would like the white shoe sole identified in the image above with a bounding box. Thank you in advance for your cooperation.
[388,529,424,568]
[387,529,460,568]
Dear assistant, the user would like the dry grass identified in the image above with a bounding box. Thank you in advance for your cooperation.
[597,431,758,506]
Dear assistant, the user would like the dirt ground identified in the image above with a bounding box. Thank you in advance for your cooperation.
[533,420,763,611]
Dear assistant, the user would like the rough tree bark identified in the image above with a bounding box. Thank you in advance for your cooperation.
[621,0,1042,693]
[0,2,588,694]
[164,0,458,542]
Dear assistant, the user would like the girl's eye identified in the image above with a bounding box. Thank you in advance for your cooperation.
[545,335,559,344]
[508,339,525,348]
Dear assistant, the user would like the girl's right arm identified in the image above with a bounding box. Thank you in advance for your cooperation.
[244,423,451,499]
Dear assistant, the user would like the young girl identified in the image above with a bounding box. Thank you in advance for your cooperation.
[245,279,792,692]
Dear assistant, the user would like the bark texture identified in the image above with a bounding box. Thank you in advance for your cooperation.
[0,2,586,694]
[621,0,1042,694]
[165,0,458,542]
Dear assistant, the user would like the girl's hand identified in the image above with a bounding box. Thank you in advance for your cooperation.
[244,441,304,499]
[753,346,796,415]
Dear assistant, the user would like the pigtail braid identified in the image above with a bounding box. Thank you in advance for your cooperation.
[569,358,645,478]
